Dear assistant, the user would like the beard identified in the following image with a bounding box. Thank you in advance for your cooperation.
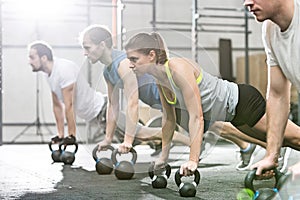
[31,64,42,72]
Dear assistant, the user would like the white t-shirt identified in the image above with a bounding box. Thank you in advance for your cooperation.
[74,71,105,122]
[47,57,79,102]
[47,57,105,122]
[262,0,300,91]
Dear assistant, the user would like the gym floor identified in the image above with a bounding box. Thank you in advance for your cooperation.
[0,141,299,200]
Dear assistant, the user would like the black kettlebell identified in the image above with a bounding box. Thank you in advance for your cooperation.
[148,163,171,188]
[175,169,201,197]
[48,142,62,162]
[92,145,114,175]
[244,169,282,200]
[111,148,137,180]
[59,142,79,165]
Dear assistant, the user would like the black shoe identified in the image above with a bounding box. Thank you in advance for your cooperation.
[51,136,63,144]
[63,135,76,145]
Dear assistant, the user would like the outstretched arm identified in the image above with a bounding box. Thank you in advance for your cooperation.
[52,92,65,138]
[62,83,76,137]
[252,65,291,175]
[97,80,119,150]
[154,84,177,168]
[173,58,204,176]
[118,59,139,152]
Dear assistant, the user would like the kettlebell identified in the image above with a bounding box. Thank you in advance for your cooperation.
[48,142,62,162]
[59,142,79,165]
[244,169,282,200]
[111,148,137,180]
[148,163,171,188]
[175,169,201,197]
[92,145,114,175]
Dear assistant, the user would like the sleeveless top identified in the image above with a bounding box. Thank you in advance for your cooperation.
[161,60,239,122]
[103,49,161,109]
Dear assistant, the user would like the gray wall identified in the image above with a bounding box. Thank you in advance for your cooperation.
[1,0,264,143]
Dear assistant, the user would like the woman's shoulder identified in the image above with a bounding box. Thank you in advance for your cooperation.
[169,57,199,70]
[168,57,193,66]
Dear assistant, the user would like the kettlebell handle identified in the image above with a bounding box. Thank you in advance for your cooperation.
[244,168,283,192]
[111,148,137,165]
[48,142,55,152]
[148,163,171,179]
[174,168,201,187]
[92,145,114,162]
[59,142,79,154]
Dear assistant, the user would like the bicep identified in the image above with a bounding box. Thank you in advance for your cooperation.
[268,66,291,97]
[118,59,139,101]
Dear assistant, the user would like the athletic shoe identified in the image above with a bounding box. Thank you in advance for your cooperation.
[199,131,219,160]
[51,135,63,144]
[63,135,76,145]
[277,147,291,173]
[236,143,257,171]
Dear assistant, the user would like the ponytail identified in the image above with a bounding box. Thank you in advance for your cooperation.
[125,32,168,64]
[150,32,168,64]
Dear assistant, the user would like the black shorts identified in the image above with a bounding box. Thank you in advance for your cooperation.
[231,84,266,127]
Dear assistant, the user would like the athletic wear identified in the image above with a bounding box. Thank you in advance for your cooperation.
[75,63,106,122]
[47,57,79,102]
[236,143,257,171]
[231,84,266,127]
[262,0,300,90]
[46,57,106,123]
[162,60,268,129]
[163,60,239,123]
[103,49,161,109]
[103,50,127,88]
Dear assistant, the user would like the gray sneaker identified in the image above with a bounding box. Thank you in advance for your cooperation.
[277,147,291,173]
[236,143,257,171]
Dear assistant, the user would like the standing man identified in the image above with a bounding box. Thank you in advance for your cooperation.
[28,41,77,145]
[244,0,300,178]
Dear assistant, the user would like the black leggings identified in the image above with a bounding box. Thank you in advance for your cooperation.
[231,84,266,127]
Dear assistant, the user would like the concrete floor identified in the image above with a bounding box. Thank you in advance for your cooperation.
[0,141,299,200]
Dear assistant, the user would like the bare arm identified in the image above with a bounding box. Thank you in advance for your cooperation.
[52,92,65,138]
[62,84,76,137]
[118,59,139,150]
[266,66,291,163]
[156,85,177,164]
[102,79,119,145]
[172,59,204,175]
[252,65,291,175]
